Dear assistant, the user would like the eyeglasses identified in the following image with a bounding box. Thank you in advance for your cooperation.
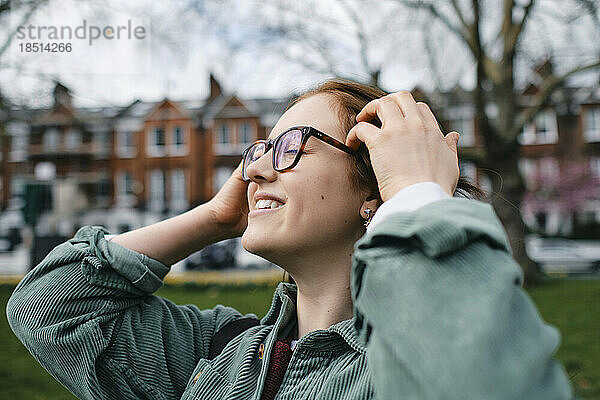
[241,126,356,181]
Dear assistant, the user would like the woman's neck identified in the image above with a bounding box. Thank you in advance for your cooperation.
[270,231,362,341]
[291,264,354,340]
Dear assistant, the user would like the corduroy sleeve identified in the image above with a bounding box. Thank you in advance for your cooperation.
[350,198,574,400]
[6,225,254,400]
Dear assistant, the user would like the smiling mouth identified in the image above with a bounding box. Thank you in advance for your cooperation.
[248,203,286,217]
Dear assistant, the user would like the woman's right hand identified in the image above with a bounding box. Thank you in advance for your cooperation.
[207,161,251,239]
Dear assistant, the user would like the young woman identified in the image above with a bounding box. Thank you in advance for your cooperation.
[7,80,572,400]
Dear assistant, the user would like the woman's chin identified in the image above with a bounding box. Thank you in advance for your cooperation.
[241,230,278,257]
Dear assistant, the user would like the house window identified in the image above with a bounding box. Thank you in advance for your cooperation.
[518,110,558,145]
[584,108,600,142]
[96,178,111,205]
[10,176,25,198]
[149,169,165,211]
[591,157,600,177]
[446,106,475,147]
[171,126,188,155]
[218,124,230,144]
[14,134,27,150]
[459,160,477,182]
[148,127,166,156]
[65,128,81,150]
[116,171,134,206]
[519,124,536,145]
[239,123,254,149]
[117,172,133,195]
[213,166,234,192]
[534,110,558,144]
[449,118,474,146]
[518,158,537,187]
[117,131,137,158]
[94,130,111,158]
[215,123,236,155]
[43,128,60,151]
[170,169,188,210]
[10,132,28,162]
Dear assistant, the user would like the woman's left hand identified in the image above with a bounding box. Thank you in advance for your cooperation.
[346,91,460,202]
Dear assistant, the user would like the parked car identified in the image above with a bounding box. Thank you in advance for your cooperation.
[233,237,276,270]
[183,237,276,271]
[185,239,237,271]
[525,236,600,274]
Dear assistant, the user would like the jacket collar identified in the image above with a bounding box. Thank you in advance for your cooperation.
[260,281,366,355]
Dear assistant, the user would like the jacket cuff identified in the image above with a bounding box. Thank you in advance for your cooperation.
[357,198,512,258]
[69,225,170,294]
[367,182,450,233]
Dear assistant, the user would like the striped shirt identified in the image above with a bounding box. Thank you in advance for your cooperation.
[7,198,573,399]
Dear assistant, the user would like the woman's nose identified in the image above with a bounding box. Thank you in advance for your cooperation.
[246,149,277,182]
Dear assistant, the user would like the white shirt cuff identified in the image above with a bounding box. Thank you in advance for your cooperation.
[366,182,451,233]
[104,234,116,242]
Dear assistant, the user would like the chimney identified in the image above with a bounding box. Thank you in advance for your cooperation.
[209,73,223,101]
[53,81,73,109]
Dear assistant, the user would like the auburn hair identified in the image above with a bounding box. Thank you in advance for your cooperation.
[283,79,485,285]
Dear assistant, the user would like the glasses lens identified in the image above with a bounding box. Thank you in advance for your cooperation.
[243,142,266,180]
[274,129,302,170]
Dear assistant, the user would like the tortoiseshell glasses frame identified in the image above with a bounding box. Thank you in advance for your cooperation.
[241,125,356,181]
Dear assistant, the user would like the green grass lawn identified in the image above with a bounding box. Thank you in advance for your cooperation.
[1,279,598,399]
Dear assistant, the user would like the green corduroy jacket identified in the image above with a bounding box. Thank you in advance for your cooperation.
[7,198,573,399]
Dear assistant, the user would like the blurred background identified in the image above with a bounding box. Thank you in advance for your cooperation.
[0,0,599,398]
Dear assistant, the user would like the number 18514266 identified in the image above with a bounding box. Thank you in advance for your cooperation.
[19,43,72,52]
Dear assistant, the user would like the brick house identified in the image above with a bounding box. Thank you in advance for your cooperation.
[434,82,600,236]
[0,76,598,239]
[0,76,287,236]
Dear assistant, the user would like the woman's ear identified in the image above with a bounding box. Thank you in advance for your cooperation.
[359,195,380,219]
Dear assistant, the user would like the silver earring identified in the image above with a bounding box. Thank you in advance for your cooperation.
[363,208,374,228]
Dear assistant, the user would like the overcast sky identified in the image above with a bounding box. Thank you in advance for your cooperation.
[0,0,598,109]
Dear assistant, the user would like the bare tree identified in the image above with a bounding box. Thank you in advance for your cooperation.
[398,0,600,284]
[0,0,50,108]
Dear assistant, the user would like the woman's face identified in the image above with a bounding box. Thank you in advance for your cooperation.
[241,94,367,260]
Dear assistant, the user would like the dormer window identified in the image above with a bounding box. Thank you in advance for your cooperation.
[148,126,166,156]
[584,107,600,142]
[117,131,137,158]
[170,126,188,155]
[239,123,254,149]
[215,123,237,155]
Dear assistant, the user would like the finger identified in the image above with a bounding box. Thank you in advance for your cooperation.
[444,131,460,153]
[346,121,380,151]
[416,102,444,136]
[391,91,421,123]
[233,160,245,179]
[356,97,404,126]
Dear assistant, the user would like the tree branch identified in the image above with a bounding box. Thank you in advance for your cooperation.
[505,0,536,58]
[0,0,48,60]
[511,60,600,140]
[400,0,500,83]
[0,0,11,14]
[339,0,377,83]
[449,0,470,31]
[402,0,474,51]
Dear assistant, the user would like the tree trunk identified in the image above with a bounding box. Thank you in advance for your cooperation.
[486,150,543,287]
